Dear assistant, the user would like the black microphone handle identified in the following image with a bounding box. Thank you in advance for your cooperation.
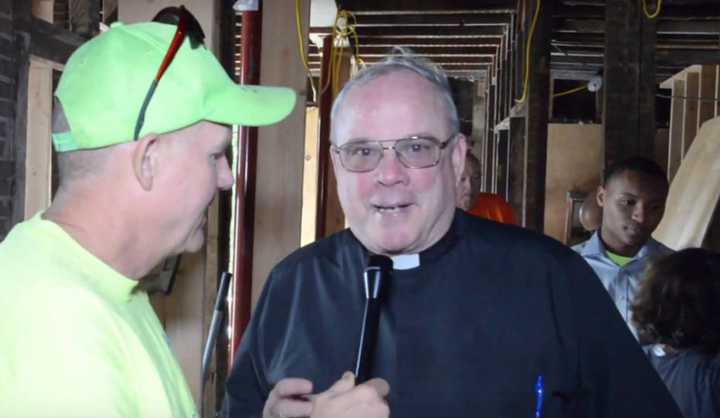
[354,298,381,383]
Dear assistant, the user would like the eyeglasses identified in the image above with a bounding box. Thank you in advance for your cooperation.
[332,134,456,173]
[133,6,206,140]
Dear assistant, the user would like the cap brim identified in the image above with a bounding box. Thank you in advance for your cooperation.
[206,83,297,127]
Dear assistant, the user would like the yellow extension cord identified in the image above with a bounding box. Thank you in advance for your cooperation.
[518,0,660,102]
[294,1,362,102]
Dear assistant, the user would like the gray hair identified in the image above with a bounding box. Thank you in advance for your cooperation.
[329,48,460,144]
[52,99,115,184]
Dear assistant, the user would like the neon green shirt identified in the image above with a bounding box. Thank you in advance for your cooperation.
[606,250,633,267]
[0,215,198,418]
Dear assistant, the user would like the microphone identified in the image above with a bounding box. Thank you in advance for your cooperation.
[353,254,392,383]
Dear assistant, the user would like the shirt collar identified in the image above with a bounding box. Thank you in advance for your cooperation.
[581,230,667,261]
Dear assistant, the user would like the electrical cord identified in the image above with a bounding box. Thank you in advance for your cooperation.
[516,0,541,104]
[295,0,317,102]
[553,83,588,98]
[642,0,662,19]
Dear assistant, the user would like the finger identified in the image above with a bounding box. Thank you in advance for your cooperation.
[271,398,313,418]
[324,371,355,395]
[272,378,314,399]
[362,378,390,398]
[326,381,389,412]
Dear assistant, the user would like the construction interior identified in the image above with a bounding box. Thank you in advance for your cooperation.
[1,0,719,415]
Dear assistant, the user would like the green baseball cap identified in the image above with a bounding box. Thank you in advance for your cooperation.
[53,21,297,152]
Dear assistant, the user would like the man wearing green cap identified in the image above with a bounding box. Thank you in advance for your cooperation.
[0,17,300,418]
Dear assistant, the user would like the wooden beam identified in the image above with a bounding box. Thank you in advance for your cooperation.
[602,0,655,168]
[716,66,720,117]
[338,1,515,11]
[523,0,553,232]
[20,17,84,64]
[656,49,720,66]
[667,78,685,181]
[309,45,499,55]
[484,82,496,192]
[311,26,506,37]
[508,116,524,221]
[23,57,58,219]
[698,65,717,128]
[315,55,495,64]
[471,79,487,155]
[320,37,503,47]
[558,18,720,35]
[353,13,513,26]
[496,130,510,198]
[681,71,699,155]
[315,40,350,239]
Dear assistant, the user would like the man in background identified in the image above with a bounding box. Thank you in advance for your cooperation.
[574,156,672,338]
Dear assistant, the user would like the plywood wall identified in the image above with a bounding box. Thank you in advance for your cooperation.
[544,124,604,243]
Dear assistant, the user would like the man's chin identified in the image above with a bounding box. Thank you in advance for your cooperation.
[368,235,419,255]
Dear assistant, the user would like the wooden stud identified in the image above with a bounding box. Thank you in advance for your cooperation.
[681,71,699,155]
[667,79,685,181]
[698,65,716,129]
[522,0,553,232]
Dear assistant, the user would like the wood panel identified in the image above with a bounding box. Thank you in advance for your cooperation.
[654,118,720,249]
[32,0,53,22]
[251,0,309,305]
[544,124,603,243]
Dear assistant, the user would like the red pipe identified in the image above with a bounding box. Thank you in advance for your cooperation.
[228,7,262,367]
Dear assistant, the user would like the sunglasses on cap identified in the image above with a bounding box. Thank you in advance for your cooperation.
[133,5,206,141]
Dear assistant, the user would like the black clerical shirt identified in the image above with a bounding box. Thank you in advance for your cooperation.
[224,210,681,418]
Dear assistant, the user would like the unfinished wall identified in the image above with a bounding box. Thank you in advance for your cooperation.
[0,2,17,240]
[544,123,604,243]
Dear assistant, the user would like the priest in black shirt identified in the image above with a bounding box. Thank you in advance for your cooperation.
[223,50,682,418]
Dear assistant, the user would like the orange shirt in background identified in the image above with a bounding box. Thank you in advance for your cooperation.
[468,193,518,225]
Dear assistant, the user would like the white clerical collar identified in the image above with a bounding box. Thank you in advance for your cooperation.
[391,253,420,270]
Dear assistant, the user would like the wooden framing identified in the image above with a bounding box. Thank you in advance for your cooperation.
[698,65,716,128]
[522,0,552,232]
[667,79,685,180]
[23,56,62,219]
[602,0,656,167]
[662,65,720,182]
[682,71,699,155]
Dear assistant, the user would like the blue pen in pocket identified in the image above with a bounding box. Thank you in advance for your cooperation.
[534,375,544,418]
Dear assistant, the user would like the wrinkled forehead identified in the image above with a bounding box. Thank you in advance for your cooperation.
[334,73,452,145]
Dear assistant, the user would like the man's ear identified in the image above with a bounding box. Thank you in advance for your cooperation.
[132,133,160,191]
[451,133,467,183]
[596,185,606,208]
